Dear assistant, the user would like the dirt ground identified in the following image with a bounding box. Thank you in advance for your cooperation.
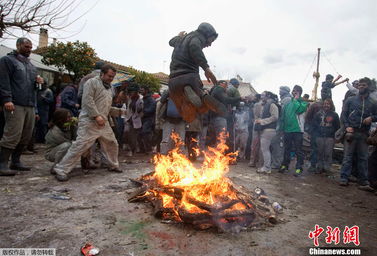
[1,144,376,256]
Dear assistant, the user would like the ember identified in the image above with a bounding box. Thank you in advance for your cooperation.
[129,133,279,232]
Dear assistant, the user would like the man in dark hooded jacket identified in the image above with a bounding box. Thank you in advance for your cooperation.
[168,22,225,123]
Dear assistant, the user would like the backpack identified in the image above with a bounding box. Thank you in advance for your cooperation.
[166,99,181,119]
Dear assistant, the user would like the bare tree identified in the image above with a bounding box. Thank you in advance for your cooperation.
[0,0,92,38]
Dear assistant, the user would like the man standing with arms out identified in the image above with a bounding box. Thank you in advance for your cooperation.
[168,23,225,123]
[279,85,308,176]
[340,77,377,191]
[0,38,43,176]
[53,64,123,181]
[321,74,345,100]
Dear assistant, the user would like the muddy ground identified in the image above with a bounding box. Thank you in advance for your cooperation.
[1,144,376,256]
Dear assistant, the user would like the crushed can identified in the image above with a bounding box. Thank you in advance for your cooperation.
[81,243,100,256]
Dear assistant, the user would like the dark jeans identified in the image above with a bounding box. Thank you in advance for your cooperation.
[282,132,304,170]
[115,117,125,146]
[340,132,369,185]
[35,111,49,143]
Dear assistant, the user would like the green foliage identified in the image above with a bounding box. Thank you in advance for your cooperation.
[127,67,161,93]
[41,41,97,81]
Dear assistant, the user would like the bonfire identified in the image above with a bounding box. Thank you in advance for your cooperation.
[129,133,279,232]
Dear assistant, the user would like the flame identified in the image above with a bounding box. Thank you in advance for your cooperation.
[152,132,244,215]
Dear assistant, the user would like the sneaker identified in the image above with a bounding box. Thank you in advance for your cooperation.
[248,162,256,167]
[358,184,375,192]
[294,169,303,177]
[55,173,69,182]
[279,165,287,173]
[184,86,202,108]
[339,179,349,186]
[108,167,123,173]
[257,167,271,174]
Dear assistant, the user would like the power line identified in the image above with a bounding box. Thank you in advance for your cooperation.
[302,53,317,86]
[322,51,341,75]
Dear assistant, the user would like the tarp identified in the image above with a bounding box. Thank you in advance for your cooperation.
[111,71,135,87]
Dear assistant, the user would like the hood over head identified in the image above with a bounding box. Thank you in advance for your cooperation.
[197,22,218,41]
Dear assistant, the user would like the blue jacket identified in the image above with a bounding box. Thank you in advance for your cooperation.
[0,51,38,107]
[61,85,79,116]
[341,94,377,132]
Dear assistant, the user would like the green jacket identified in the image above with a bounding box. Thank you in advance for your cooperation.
[280,97,308,133]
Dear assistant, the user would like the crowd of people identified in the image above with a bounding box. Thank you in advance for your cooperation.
[0,25,376,196]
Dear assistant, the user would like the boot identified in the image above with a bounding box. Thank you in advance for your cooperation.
[10,144,31,171]
[184,86,202,108]
[0,147,16,176]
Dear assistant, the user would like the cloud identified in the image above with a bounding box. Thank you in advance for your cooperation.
[263,52,284,65]
[230,47,247,55]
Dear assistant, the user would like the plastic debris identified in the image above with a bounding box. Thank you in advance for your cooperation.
[81,243,100,256]
[50,194,71,200]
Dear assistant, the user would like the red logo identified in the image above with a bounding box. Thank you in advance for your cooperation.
[308,225,324,247]
[325,226,341,245]
[343,226,360,246]
[308,225,360,247]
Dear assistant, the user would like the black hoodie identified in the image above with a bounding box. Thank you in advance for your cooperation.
[169,23,218,78]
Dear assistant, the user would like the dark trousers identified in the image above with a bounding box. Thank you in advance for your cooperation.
[340,132,369,184]
[245,124,253,160]
[282,132,304,170]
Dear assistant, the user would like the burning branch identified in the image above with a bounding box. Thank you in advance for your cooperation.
[128,133,279,232]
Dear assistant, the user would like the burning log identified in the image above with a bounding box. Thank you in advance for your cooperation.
[128,132,281,232]
[128,185,149,202]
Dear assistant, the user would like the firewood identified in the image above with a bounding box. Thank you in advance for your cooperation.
[127,185,149,202]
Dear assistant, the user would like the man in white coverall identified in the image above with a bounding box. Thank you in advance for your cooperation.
[53,64,123,181]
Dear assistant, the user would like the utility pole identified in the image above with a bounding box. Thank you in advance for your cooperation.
[311,48,321,101]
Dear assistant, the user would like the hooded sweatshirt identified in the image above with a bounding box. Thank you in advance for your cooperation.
[169,23,218,78]
[280,97,308,133]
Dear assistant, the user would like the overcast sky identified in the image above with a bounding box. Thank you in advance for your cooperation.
[2,0,377,111]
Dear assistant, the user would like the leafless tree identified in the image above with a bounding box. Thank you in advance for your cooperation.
[0,0,92,38]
